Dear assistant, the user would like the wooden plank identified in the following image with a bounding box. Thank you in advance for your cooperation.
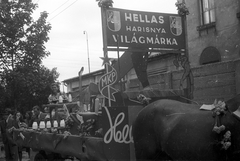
[194,72,235,89]
[112,51,133,82]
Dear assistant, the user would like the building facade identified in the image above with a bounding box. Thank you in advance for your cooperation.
[63,0,240,102]
[186,0,240,66]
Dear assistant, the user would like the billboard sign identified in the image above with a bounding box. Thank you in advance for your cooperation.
[102,105,132,160]
[103,8,185,49]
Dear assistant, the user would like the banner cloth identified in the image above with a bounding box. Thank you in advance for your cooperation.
[13,129,107,160]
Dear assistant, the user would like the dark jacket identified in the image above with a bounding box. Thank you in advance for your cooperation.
[0,120,8,144]
[6,117,20,146]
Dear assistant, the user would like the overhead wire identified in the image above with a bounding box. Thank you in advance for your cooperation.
[43,63,102,68]
[48,0,78,21]
[35,0,103,72]
[48,0,72,16]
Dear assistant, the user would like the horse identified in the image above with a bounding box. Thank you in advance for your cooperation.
[132,94,240,160]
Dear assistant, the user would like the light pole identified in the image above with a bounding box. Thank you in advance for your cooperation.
[83,31,90,73]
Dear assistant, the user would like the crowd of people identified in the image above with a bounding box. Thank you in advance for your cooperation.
[0,82,70,160]
[0,107,40,160]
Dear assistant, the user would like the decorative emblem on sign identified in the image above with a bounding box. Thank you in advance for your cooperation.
[107,10,121,32]
[170,16,182,36]
[99,55,118,102]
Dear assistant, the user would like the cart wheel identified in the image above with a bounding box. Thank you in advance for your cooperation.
[34,151,47,161]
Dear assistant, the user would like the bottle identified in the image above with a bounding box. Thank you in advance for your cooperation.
[32,122,38,130]
[60,120,65,128]
[99,102,102,111]
[46,121,51,129]
[88,104,90,111]
[83,104,87,112]
[95,98,99,114]
[39,121,45,129]
[59,96,63,103]
[68,94,72,102]
[53,120,58,128]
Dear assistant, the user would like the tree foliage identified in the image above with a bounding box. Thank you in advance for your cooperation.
[0,0,59,113]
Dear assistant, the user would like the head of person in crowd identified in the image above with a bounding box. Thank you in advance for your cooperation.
[13,111,21,122]
[5,108,13,115]
[32,105,48,122]
[57,104,70,120]
[2,113,7,121]
[25,111,32,120]
[4,108,13,122]
[32,105,41,117]
[44,106,49,113]
[51,82,60,95]
[24,110,34,127]
[10,111,27,129]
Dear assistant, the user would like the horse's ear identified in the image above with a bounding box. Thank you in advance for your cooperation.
[233,106,240,120]
[225,94,240,112]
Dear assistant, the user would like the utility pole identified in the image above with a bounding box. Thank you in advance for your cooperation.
[83,31,90,73]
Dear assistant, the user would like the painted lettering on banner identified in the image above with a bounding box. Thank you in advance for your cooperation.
[103,106,133,144]
[104,8,185,49]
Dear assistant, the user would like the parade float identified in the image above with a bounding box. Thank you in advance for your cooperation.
[12,1,191,160]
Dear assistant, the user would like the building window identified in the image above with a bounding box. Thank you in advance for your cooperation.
[200,0,215,25]
[200,46,221,65]
[197,0,216,33]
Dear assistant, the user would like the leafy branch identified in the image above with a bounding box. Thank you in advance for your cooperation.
[175,1,189,16]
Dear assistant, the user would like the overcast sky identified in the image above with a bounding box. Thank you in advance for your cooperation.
[32,0,178,82]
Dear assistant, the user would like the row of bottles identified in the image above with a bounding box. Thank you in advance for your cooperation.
[32,120,65,130]
[82,97,102,113]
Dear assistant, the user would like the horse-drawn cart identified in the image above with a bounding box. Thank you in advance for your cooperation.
[13,102,106,161]
[13,129,106,161]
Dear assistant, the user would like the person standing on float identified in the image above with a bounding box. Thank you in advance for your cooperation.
[48,82,68,104]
